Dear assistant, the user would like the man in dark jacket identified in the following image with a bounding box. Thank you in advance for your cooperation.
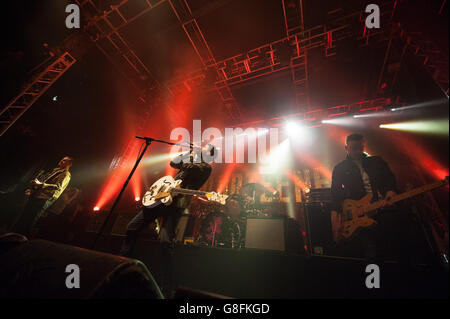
[119,147,213,257]
[330,133,415,262]
[118,146,213,297]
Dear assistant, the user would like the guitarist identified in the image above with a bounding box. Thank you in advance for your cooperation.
[119,146,213,297]
[119,146,213,247]
[330,133,413,262]
[12,156,73,238]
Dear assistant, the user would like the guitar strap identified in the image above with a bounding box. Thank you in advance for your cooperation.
[42,169,65,183]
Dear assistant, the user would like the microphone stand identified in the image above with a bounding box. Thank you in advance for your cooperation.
[91,136,190,251]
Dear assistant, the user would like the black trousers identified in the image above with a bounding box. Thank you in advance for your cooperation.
[119,204,184,297]
[13,197,53,238]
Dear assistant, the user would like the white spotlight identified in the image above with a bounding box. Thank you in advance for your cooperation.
[285,121,303,136]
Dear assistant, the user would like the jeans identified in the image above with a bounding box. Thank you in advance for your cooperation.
[13,197,53,238]
[119,204,183,297]
[119,204,183,257]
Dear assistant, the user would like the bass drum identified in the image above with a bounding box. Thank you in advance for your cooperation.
[198,211,242,249]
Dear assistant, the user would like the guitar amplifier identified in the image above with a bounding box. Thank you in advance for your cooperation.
[304,203,335,256]
[308,188,332,203]
[245,218,285,251]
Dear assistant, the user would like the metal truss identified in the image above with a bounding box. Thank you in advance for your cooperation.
[75,0,164,96]
[166,1,398,106]
[228,96,402,128]
[282,0,305,36]
[169,0,242,121]
[77,0,398,118]
[400,29,449,97]
[76,0,169,41]
[282,0,309,111]
[0,52,76,137]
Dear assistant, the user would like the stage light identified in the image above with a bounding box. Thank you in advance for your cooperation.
[93,206,100,212]
[380,119,449,136]
[135,196,140,202]
[321,117,356,126]
[284,122,311,145]
[143,152,183,166]
[260,139,291,174]
[389,99,447,112]
[285,121,301,135]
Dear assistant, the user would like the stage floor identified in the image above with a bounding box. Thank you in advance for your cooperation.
[73,233,448,299]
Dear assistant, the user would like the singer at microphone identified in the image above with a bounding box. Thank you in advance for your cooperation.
[171,149,193,164]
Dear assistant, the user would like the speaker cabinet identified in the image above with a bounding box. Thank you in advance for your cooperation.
[304,203,335,256]
[0,236,163,298]
[245,218,285,251]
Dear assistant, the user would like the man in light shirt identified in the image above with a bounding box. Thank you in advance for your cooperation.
[13,156,73,238]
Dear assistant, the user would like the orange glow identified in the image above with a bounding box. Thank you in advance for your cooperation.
[326,126,375,155]
[95,140,141,210]
[298,154,332,181]
[246,168,261,184]
[326,126,352,146]
[217,164,237,193]
[284,169,308,191]
[94,165,129,210]
[131,164,142,203]
[391,134,449,180]
[259,180,277,194]
[245,168,277,193]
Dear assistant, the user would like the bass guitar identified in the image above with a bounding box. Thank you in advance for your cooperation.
[339,176,448,241]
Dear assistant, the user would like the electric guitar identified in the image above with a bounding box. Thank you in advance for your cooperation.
[142,175,228,208]
[339,176,449,241]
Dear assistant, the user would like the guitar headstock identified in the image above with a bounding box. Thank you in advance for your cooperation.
[205,192,228,205]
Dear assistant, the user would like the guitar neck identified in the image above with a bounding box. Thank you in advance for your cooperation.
[171,188,207,196]
[365,179,447,213]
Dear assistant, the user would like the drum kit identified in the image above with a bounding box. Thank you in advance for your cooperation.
[194,183,283,248]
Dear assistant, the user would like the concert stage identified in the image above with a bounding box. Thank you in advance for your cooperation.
[0,0,448,305]
[76,233,448,299]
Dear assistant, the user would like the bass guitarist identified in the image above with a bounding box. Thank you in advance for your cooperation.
[330,133,421,263]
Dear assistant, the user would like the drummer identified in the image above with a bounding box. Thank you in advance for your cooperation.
[224,194,247,249]
[223,193,246,221]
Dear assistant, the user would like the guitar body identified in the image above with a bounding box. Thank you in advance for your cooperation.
[340,193,378,240]
[142,176,182,208]
[338,176,448,241]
